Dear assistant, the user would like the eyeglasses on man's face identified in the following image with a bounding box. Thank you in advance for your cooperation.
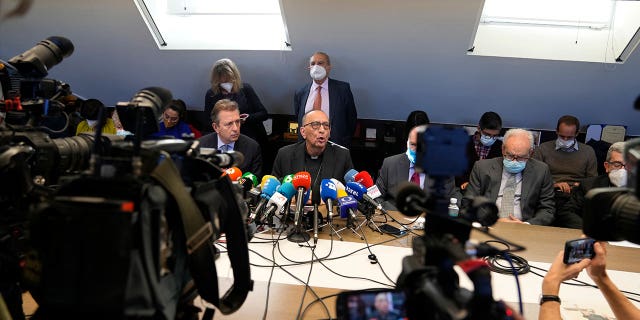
[503,153,530,162]
[607,161,626,170]
[303,121,331,130]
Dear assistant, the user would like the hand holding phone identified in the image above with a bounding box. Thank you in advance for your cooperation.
[563,238,595,264]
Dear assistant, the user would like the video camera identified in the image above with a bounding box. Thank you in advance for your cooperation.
[338,125,516,320]
[584,137,640,244]
[1,38,252,320]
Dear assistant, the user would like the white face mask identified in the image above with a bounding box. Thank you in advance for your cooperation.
[87,120,98,128]
[220,82,233,93]
[309,65,327,81]
[608,168,627,187]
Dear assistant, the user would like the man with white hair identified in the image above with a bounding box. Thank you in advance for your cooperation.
[554,141,628,229]
[464,128,555,225]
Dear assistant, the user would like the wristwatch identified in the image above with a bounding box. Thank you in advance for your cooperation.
[539,294,561,305]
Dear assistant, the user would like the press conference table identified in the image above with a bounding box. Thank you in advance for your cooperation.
[22,211,640,319]
[208,211,640,320]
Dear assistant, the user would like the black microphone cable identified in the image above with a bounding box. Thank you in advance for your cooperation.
[361,224,397,287]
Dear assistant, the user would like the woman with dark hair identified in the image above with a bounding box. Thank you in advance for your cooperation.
[204,58,268,145]
[155,100,193,139]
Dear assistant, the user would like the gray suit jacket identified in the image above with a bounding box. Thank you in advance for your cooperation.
[375,153,458,206]
[464,157,555,225]
[198,133,263,178]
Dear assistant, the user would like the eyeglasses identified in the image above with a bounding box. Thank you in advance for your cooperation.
[503,153,530,162]
[163,113,179,122]
[608,161,626,170]
[303,121,331,130]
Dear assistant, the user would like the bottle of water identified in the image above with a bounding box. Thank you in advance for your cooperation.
[448,198,459,217]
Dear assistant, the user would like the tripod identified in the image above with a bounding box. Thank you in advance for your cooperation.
[318,206,344,240]
[355,201,383,236]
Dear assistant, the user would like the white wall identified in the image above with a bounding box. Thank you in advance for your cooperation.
[1,0,639,134]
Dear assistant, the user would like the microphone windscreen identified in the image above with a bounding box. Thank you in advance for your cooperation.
[262,178,281,198]
[345,182,367,200]
[239,178,254,192]
[344,169,358,183]
[261,175,277,189]
[282,174,294,184]
[354,171,374,188]
[277,182,297,200]
[292,171,312,190]
[320,179,338,201]
[330,178,345,191]
[223,167,243,181]
[337,189,348,198]
[241,172,258,187]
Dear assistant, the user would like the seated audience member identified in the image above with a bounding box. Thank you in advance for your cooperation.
[376,124,457,208]
[532,115,597,210]
[155,100,194,139]
[464,128,555,225]
[555,142,627,229]
[539,242,640,320]
[199,99,262,177]
[457,111,503,190]
[173,99,201,138]
[75,98,117,135]
[272,110,354,201]
[294,51,357,148]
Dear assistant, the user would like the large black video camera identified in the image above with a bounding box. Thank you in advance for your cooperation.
[1,38,252,320]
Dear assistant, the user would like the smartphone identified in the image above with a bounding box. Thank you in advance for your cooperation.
[379,224,407,237]
[563,238,596,264]
[336,289,406,320]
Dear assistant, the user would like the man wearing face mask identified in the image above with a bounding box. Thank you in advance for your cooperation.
[554,141,627,229]
[533,115,598,212]
[456,111,504,190]
[464,128,555,225]
[375,125,457,209]
[294,52,357,148]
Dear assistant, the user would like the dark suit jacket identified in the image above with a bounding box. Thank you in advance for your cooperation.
[375,153,458,205]
[294,78,357,147]
[272,141,354,201]
[555,175,611,229]
[464,157,555,225]
[455,136,503,187]
[198,133,263,178]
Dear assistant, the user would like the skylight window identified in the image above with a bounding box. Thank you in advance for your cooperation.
[468,0,640,63]
[133,0,291,50]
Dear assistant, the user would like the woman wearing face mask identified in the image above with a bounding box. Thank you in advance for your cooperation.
[75,98,117,136]
[204,58,268,146]
[456,111,504,190]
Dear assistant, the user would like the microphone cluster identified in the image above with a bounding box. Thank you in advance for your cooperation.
[235,169,387,243]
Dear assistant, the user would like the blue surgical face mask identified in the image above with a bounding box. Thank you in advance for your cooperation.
[503,158,526,174]
[480,134,497,146]
[406,140,416,164]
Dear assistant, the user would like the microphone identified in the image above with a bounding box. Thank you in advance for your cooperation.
[282,174,294,184]
[345,181,386,213]
[313,203,319,245]
[251,178,280,222]
[344,169,358,183]
[201,150,245,168]
[261,175,278,189]
[395,181,429,217]
[262,182,296,223]
[354,171,374,188]
[241,172,258,187]
[338,196,359,220]
[292,171,312,227]
[320,179,338,219]
[223,167,243,181]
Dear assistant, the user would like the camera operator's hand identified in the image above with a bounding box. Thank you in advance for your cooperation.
[539,250,591,320]
[586,242,608,282]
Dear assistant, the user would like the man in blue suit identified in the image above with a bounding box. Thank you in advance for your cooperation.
[294,52,357,148]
